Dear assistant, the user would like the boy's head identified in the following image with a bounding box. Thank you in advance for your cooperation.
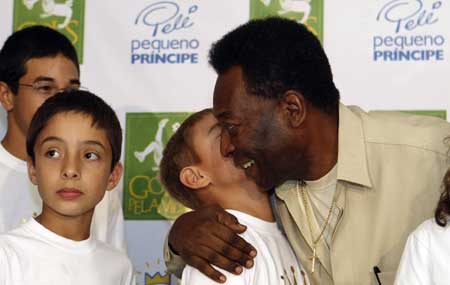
[160,109,248,209]
[0,25,79,94]
[26,90,122,218]
[0,26,80,141]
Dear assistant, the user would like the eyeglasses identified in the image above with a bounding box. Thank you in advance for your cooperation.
[18,82,88,97]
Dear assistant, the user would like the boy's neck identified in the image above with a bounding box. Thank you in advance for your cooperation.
[2,119,27,161]
[204,182,275,222]
[36,206,93,241]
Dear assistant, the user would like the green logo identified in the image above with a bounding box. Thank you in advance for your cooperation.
[13,0,86,63]
[124,113,191,220]
[399,110,447,120]
[250,0,324,42]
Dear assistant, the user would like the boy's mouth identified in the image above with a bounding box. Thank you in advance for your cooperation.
[57,188,83,200]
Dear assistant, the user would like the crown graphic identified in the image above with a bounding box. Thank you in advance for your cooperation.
[145,272,170,285]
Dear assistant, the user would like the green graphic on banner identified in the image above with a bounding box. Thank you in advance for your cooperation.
[250,0,323,42]
[13,0,85,63]
[399,110,447,120]
[124,113,191,220]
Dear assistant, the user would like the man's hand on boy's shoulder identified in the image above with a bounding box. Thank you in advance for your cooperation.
[168,205,257,283]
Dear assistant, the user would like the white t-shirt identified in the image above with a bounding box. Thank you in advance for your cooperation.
[0,143,126,251]
[395,219,450,284]
[304,164,340,247]
[0,218,134,285]
[181,210,309,285]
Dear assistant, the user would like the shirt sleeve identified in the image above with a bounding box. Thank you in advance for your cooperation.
[394,229,431,285]
[0,242,11,285]
[163,234,186,278]
[92,188,127,252]
[123,257,136,285]
[180,265,247,285]
[106,189,127,252]
[0,252,5,285]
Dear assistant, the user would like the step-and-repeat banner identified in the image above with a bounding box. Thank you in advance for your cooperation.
[1,1,449,284]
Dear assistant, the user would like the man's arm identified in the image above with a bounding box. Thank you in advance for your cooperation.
[165,205,257,283]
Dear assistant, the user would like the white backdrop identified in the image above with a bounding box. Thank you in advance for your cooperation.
[1,1,449,285]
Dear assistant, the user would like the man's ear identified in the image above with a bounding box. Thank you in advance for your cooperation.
[0,82,15,112]
[106,162,123,191]
[27,157,38,186]
[279,90,307,128]
[179,166,210,190]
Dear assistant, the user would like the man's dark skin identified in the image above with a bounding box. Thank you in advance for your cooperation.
[169,66,338,283]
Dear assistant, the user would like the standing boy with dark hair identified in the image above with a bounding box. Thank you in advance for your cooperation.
[0,90,133,284]
[160,109,308,285]
[0,26,125,250]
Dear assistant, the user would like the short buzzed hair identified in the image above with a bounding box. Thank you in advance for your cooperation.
[159,109,213,209]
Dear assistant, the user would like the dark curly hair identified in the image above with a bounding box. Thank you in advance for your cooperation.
[435,143,450,227]
[209,17,340,114]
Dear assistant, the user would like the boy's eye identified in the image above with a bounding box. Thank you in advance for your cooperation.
[85,152,99,160]
[45,149,60,158]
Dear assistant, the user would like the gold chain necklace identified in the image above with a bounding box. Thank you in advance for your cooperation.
[297,180,337,274]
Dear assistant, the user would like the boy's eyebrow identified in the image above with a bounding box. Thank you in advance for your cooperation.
[40,137,106,150]
[208,123,221,134]
[40,136,64,145]
[33,76,55,83]
[33,76,81,85]
[82,140,106,150]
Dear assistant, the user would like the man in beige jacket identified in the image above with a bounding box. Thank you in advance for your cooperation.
[165,17,450,284]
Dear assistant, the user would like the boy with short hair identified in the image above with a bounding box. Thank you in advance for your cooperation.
[160,109,308,285]
[0,90,133,284]
[0,26,125,250]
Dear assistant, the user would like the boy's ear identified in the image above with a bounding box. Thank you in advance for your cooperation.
[0,81,15,111]
[27,157,38,186]
[106,162,123,191]
[179,166,210,190]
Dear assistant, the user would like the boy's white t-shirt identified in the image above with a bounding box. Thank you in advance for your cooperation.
[0,143,126,251]
[0,218,134,285]
[395,219,450,285]
[181,210,309,285]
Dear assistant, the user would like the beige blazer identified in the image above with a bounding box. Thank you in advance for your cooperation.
[274,104,450,285]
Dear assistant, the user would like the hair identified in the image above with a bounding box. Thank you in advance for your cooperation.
[435,137,450,227]
[159,109,213,209]
[209,17,340,114]
[0,25,79,94]
[26,90,122,171]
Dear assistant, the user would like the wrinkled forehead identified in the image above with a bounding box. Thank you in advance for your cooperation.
[212,67,246,118]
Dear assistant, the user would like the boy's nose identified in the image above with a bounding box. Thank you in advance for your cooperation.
[61,157,80,179]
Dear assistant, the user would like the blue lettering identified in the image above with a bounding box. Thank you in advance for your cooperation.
[373,49,444,61]
[376,0,441,33]
[131,53,199,64]
[134,1,198,37]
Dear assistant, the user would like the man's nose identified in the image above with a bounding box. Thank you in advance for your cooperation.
[220,130,235,157]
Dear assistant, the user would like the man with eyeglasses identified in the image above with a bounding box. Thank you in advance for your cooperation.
[0,26,126,252]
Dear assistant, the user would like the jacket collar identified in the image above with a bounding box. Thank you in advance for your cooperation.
[276,103,372,202]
